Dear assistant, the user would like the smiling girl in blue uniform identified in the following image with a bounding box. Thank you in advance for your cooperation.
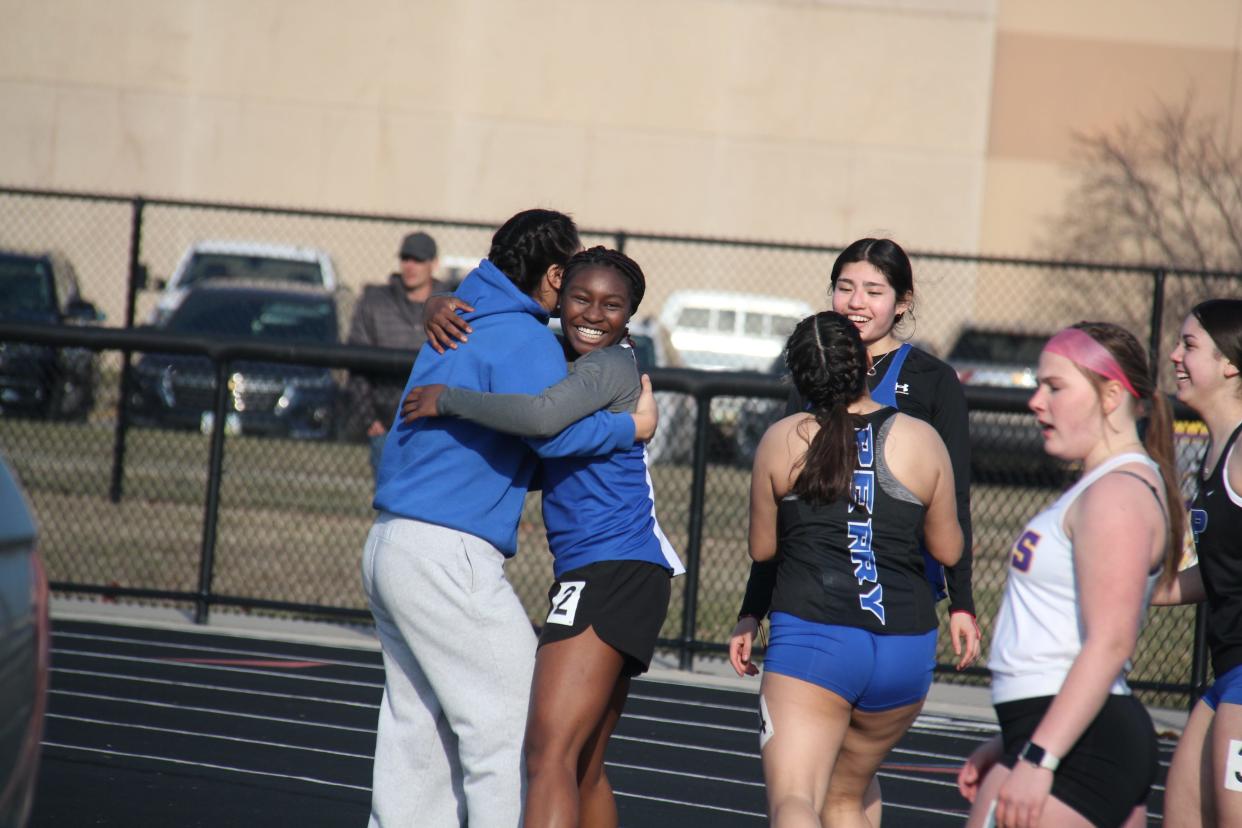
[404,247,682,828]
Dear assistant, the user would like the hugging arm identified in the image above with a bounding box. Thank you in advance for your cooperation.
[437,357,621,438]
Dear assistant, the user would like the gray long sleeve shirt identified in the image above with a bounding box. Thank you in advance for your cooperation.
[437,343,640,436]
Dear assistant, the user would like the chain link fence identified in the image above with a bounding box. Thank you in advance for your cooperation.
[2,186,1238,709]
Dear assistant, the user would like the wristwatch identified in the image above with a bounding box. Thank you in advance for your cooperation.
[1018,740,1060,772]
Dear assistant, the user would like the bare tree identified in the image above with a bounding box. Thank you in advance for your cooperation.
[1049,97,1242,271]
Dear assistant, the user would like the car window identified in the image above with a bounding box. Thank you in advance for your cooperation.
[950,331,1046,364]
[743,314,764,336]
[0,256,54,314]
[677,307,710,330]
[183,253,325,289]
[771,314,801,339]
[715,310,736,333]
[169,292,337,343]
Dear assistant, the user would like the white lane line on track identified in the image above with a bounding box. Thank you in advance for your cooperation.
[52,648,383,690]
[623,713,755,735]
[52,666,380,710]
[50,689,377,735]
[40,742,372,792]
[46,713,373,760]
[54,631,383,671]
[878,770,961,789]
[883,800,970,819]
[611,732,758,760]
[627,691,757,715]
[612,789,765,819]
[606,760,762,788]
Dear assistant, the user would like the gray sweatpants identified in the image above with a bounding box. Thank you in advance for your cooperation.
[362,513,537,827]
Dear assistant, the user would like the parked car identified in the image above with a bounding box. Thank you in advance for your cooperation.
[146,240,340,326]
[129,282,341,440]
[946,327,1044,391]
[0,250,102,420]
[943,327,1062,481]
[0,457,49,828]
[659,290,814,372]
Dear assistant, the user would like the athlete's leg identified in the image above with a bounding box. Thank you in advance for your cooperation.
[1165,699,1214,828]
[523,625,627,828]
[760,671,852,827]
[576,673,630,828]
[965,763,1106,828]
[821,700,922,827]
[1210,701,1242,826]
[862,776,882,826]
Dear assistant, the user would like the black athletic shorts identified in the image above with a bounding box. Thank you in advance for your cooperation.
[538,560,671,677]
[997,694,1158,828]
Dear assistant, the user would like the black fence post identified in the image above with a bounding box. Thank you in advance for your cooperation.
[195,357,232,624]
[1147,268,1166,377]
[679,392,713,670]
[615,230,628,254]
[109,196,145,503]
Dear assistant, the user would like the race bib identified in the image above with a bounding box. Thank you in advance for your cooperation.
[1226,739,1242,792]
[546,580,586,626]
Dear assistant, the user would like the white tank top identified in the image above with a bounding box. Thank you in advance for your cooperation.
[989,452,1163,704]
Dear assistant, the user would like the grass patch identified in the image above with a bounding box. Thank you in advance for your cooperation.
[0,417,1198,706]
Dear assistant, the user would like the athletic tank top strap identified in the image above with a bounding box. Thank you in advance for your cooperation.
[1064,451,1157,504]
[1109,468,1168,576]
[871,344,912,408]
[1201,419,1242,482]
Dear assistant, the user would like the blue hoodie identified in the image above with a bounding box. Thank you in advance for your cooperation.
[372,260,636,555]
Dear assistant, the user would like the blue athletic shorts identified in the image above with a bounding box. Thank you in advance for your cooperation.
[1202,664,1242,711]
[763,612,937,712]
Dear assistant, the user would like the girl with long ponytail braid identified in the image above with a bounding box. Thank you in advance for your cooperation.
[729,311,963,826]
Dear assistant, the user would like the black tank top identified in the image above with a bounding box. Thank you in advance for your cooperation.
[770,408,936,635]
[1191,420,1242,678]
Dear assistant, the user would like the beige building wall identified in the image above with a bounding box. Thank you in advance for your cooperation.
[3,1,1232,339]
[982,0,1242,261]
[0,0,995,329]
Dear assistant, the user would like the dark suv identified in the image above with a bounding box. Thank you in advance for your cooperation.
[129,282,341,440]
[0,250,102,420]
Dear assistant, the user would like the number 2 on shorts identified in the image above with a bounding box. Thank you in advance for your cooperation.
[547,580,586,626]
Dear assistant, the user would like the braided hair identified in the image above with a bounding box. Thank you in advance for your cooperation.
[561,246,646,314]
[487,209,581,296]
[1069,321,1185,581]
[785,311,870,505]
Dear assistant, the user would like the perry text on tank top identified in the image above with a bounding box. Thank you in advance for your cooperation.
[768,408,937,635]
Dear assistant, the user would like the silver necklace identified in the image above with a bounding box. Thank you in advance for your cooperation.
[867,348,894,377]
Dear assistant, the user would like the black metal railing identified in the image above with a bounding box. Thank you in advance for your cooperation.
[0,320,1214,707]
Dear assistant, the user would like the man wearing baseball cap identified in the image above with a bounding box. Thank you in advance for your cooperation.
[347,231,450,484]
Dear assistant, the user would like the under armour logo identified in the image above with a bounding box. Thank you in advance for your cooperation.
[895,383,910,395]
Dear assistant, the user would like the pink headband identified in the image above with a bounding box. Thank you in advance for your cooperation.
[1043,327,1140,398]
